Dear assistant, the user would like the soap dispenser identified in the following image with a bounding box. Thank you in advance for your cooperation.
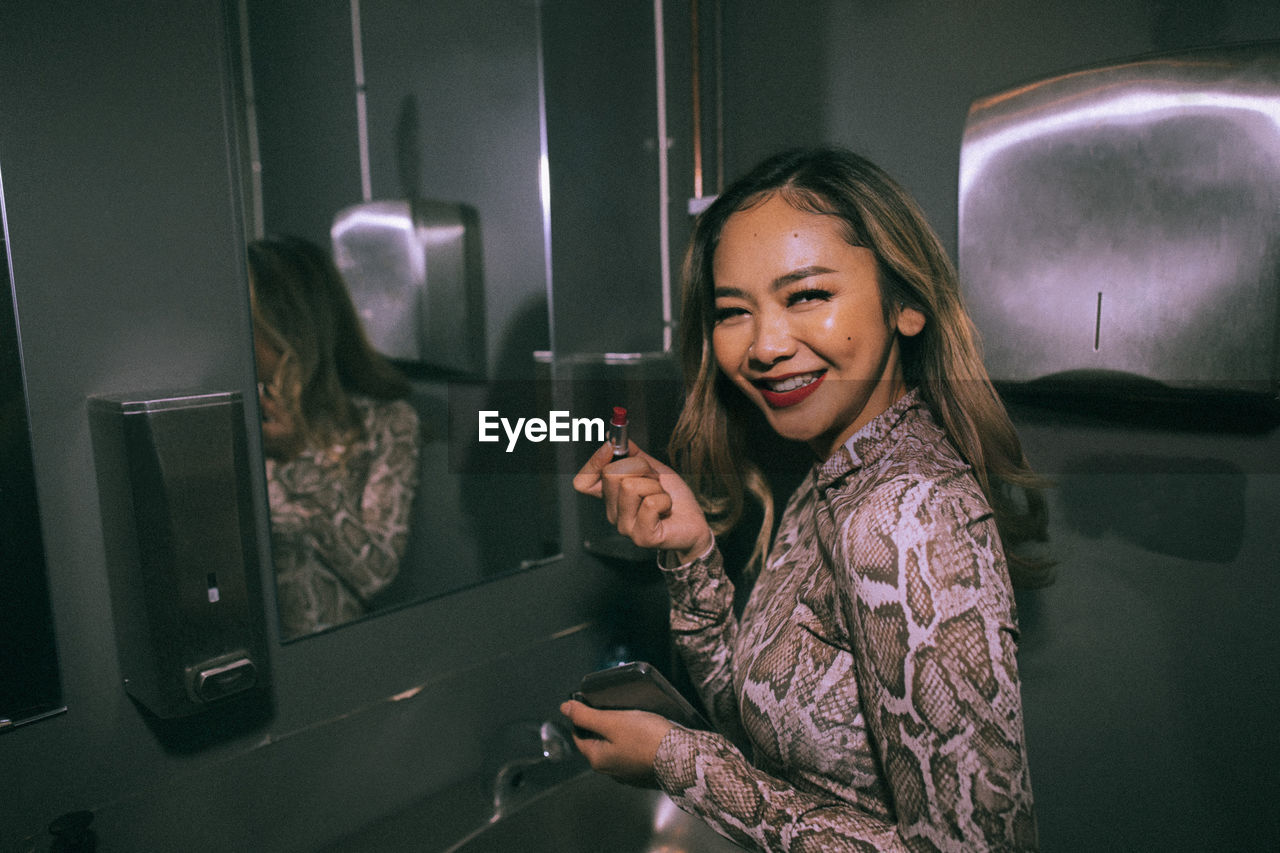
[89,389,268,718]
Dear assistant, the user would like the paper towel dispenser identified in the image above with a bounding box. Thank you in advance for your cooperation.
[331,198,485,376]
[89,390,268,718]
[958,41,1280,400]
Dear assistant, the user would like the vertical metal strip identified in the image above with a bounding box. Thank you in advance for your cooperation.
[351,0,372,203]
[236,0,265,238]
[654,0,673,352]
[690,0,703,200]
[535,1,556,358]
[713,0,724,193]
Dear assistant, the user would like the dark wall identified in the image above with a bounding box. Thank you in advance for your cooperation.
[0,0,264,842]
[1011,409,1279,851]
[543,0,666,355]
[248,0,361,246]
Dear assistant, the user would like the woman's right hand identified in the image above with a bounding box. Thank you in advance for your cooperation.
[573,442,714,565]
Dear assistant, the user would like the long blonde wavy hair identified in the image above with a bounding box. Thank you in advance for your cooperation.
[248,236,410,450]
[667,148,1051,587]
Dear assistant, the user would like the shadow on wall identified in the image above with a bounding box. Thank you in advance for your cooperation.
[1055,453,1246,563]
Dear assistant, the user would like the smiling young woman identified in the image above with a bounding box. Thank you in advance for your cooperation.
[566,147,1048,852]
[709,195,926,458]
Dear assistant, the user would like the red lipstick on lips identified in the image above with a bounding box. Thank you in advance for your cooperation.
[755,372,825,408]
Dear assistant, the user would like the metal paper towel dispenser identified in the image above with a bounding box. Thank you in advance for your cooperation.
[332,198,486,376]
[958,41,1280,399]
[89,390,268,718]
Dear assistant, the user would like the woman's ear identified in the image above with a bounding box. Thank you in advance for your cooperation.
[896,306,926,337]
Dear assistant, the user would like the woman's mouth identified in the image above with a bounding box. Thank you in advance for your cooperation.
[754,371,826,408]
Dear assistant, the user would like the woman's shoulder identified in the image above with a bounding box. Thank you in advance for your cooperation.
[829,448,1002,596]
[351,395,421,439]
[351,393,417,419]
[888,402,986,497]
[833,429,992,541]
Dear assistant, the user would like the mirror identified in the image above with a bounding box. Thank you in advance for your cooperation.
[0,167,64,727]
[233,0,559,639]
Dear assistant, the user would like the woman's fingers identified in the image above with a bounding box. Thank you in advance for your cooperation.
[572,441,712,557]
[560,700,618,769]
[571,441,620,498]
[600,456,660,523]
[574,444,665,528]
[573,440,669,497]
[560,699,609,735]
[611,478,674,547]
[558,700,672,787]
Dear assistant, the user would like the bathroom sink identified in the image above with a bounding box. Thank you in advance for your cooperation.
[442,770,745,853]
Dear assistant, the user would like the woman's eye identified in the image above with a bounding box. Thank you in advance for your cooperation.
[713,305,748,323]
[788,288,832,306]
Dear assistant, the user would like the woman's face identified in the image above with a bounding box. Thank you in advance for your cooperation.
[710,194,924,458]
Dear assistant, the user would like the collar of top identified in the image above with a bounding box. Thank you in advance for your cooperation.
[814,388,921,490]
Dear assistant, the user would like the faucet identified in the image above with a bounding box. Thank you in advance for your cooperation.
[490,719,578,821]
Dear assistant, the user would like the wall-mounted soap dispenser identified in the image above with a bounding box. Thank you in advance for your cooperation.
[958,41,1280,399]
[89,390,268,718]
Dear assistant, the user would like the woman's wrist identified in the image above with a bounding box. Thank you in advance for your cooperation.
[670,529,715,568]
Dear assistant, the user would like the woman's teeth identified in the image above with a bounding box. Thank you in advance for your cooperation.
[763,372,822,392]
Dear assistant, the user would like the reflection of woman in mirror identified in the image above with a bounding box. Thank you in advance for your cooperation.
[248,236,421,639]
[565,149,1047,850]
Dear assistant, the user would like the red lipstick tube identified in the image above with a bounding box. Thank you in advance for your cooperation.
[609,406,629,459]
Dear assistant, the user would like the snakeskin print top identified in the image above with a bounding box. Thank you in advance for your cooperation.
[266,396,420,638]
[653,390,1037,851]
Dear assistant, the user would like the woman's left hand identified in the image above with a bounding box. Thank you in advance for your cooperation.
[558,699,675,788]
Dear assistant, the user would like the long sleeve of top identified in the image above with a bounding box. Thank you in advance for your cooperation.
[267,396,420,638]
[652,391,1037,852]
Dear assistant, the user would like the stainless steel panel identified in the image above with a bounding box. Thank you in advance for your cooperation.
[959,42,1280,396]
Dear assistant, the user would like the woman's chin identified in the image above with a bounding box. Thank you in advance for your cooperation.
[759,410,822,447]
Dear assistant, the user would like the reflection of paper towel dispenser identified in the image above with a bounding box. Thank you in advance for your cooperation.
[958,42,1280,398]
[332,199,485,376]
[89,390,268,718]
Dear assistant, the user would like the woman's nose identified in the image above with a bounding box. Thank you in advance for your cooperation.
[749,312,795,364]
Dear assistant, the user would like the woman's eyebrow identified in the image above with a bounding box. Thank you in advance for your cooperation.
[772,265,836,290]
[713,266,837,300]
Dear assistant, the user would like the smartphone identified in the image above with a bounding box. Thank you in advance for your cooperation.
[573,661,712,730]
